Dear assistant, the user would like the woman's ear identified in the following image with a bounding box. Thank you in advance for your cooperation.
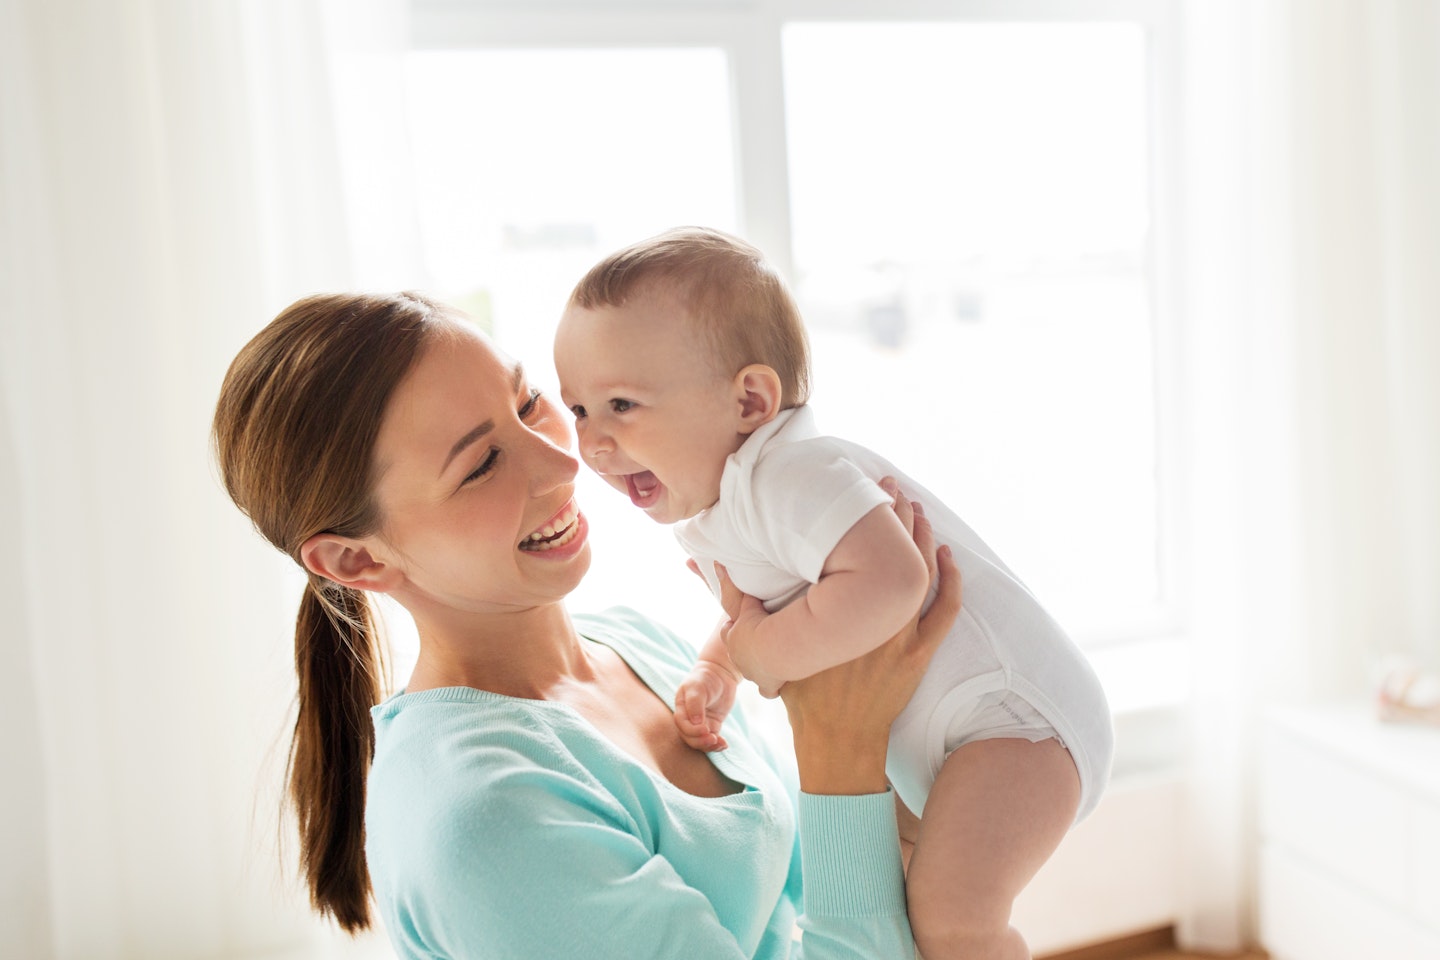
[300,533,402,593]
[734,364,783,434]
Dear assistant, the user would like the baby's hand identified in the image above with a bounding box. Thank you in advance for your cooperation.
[674,659,740,752]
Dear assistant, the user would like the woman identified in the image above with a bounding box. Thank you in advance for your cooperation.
[212,291,960,958]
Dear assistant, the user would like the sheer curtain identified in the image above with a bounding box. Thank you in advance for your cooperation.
[1175,0,1440,950]
[0,1,414,957]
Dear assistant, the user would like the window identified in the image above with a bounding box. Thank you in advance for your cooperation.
[783,21,1160,644]
[405,1,1177,653]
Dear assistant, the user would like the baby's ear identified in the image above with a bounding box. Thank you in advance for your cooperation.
[734,364,782,433]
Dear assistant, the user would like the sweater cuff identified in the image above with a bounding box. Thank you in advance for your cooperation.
[797,789,908,917]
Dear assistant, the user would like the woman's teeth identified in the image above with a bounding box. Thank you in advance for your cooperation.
[521,503,580,552]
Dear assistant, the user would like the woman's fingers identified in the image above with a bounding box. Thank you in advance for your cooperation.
[714,563,760,624]
[912,544,959,658]
[911,502,936,583]
[880,476,915,538]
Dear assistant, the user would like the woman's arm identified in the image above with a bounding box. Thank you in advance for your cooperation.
[388,768,930,960]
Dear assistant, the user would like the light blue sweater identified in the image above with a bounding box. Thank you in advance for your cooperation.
[365,607,915,959]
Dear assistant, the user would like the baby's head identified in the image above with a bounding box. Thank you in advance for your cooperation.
[555,226,812,523]
[567,226,811,406]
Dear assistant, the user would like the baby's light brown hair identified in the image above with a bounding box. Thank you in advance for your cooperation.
[567,226,812,409]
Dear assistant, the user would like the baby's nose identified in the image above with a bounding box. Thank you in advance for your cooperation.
[577,421,613,462]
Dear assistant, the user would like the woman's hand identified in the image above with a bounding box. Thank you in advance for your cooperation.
[779,478,959,794]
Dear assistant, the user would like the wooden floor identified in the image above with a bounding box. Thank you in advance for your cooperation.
[1037,927,1268,960]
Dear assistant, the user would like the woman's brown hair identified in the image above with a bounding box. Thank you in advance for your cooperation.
[212,291,451,932]
[567,226,813,408]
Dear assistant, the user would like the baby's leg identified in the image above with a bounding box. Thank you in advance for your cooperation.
[905,738,1080,960]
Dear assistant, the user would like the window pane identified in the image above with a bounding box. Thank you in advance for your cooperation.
[405,47,737,359]
[403,47,738,639]
[784,23,1159,641]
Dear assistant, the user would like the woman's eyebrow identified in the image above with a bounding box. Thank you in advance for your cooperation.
[440,419,494,477]
[439,364,524,476]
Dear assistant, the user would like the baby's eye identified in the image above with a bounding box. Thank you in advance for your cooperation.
[569,404,587,420]
[609,398,634,413]
[518,388,542,419]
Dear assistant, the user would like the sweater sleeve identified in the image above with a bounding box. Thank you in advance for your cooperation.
[393,764,913,960]
[792,791,917,960]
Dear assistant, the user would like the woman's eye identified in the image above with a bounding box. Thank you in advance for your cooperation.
[463,448,500,484]
[518,388,542,419]
[610,398,634,413]
[569,404,587,420]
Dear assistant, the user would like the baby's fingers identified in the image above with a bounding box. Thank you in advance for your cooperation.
[676,682,709,727]
[673,699,720,751]
[675,718,722,751]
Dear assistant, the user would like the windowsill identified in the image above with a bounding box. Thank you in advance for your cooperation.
[1088,634,1190,715]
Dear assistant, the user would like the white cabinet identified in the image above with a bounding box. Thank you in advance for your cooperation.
[1259,705,1440,960]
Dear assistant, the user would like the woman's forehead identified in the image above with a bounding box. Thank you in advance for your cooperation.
[419,323,514,383]
[378,328,521,460]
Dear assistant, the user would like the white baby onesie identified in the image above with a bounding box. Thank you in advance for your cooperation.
[676,406,1113,821]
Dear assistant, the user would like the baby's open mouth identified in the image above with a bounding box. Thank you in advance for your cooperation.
[625,471,661,509]
[520,500,581,552]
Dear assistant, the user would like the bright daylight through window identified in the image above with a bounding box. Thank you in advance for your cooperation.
[403,18,1163,650]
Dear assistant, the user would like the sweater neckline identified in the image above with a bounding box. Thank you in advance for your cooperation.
[377,629,763,801]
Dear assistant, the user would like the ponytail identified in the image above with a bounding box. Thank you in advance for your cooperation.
[288,575,390,933]
[212,292,446,930]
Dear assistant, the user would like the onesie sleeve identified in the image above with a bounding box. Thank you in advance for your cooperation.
[398,764,914,960]
[749,439,894,583]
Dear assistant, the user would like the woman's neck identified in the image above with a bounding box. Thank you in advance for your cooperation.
[404,600,594,698]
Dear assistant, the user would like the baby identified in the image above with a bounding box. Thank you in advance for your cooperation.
[554,227,1113,960]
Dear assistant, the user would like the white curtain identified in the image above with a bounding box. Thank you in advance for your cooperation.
[0,1,415,957]
[1175,0,1440,950]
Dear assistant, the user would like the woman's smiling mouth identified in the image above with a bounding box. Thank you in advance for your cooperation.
[520,500,582,552]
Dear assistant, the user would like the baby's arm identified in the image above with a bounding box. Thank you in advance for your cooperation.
[674,619,744,751]
[727,501,931,696]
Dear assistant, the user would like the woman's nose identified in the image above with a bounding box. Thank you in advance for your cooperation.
[529,427,580,493]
